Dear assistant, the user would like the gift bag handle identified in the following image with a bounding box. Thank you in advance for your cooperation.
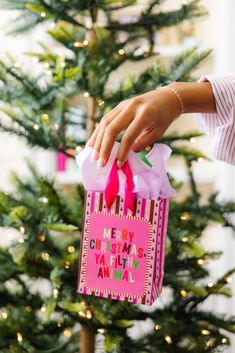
[104,159,135,212]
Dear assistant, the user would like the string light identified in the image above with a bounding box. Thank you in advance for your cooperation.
[190,137,196,143]
[180,289,187,297]
[222,338,227,344]
[39,196,48,203]
[86,310,92,319]
[198,259,204,265]
[61,62,66,68]
[33,124,39,130]
[41,113,49,123]
[97,328,105,334]
[63,329,72,338]
[207,282,214,288]
[18,238,25,244]
[25,306,32,313]
[225,276,233,283]
[57,321,62,327]
[118,49,125,55]
[206,340,213,347]
[201,329,210,336]
[98,99,105,107]
[74,41,83,48]
[41,252,50,261]
[2,312,7,319]
[17,332,23,342]
[68,246,75,253]
[41,306,46,312]
[182,236,189,243]
[76,146,82,153]
[50,22,56,29]
[165,336,173,344]
[65,261,70,269]
[53,289,59,299]
[40,12,46,18]
[198,157,204,163]
[20,226,25,234]
[83,40,89,46]
[180,212,191,221]
[84,91,90,98]
[155,324,161,330]
[38,234,46,242]
[78,311,86,317]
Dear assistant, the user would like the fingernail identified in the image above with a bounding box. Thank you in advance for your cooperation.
[116,160,122,168]
[90,150,99,162]
[97,157,105,169]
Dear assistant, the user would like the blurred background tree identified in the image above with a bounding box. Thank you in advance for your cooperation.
[0,1,235,353]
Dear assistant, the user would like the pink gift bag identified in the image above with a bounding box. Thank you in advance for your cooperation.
[77,159,170,306]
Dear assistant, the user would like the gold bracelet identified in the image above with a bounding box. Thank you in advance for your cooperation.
[156,86,185,116]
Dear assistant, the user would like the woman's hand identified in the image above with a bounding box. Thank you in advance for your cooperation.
[86,81,216,168]
[87,86,181,168]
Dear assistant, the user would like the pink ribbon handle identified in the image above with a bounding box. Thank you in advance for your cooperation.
[104,159,135,212]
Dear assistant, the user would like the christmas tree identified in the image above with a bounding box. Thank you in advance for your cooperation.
[0,1,235,353]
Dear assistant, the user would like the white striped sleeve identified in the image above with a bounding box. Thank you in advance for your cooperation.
[194,74,235,165]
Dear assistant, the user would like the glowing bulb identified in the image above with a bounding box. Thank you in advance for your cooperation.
[182,236,189,243]
[25,306,32,313]
[84,91,90,98]
[222,338,227,344]
[41,12,46,18]
[198,157,204,163]
[38,234,46,242]
[155,324,161,330]
[20,226,25,234]
[180,290,187,297]
[17,332,23,342]
[86,310,92,319]
[61,62,66,68]
[33,124,39,130]
[97,328,105,334]
[79,311,86,317]
[68,246,75,254]
[53,289,59,299]
[41,306,46,312]
[225,276,233,283]
[57,321,62,327]
[74,41,83,48]
[83,40,89,46]
[76,146,82,153]
[98,99,105,107]
[50,22,56,29]
[65,261,70,269]
[118,49,125,55]
[180,212,191,221]
[41,252,50,261]
[18,238,25,244]
[165,336,172,344]
[2,312,7,319]
[207,282,214,288]
[63,329,72,337]
[202,329,210,336]
[190,137,196,143]
[198,259,204,265]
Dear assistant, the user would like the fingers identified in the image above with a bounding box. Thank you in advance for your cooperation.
[87,100,125,149]
[131,129,159,152]
[97,108,134,168]
[116,107,147,163]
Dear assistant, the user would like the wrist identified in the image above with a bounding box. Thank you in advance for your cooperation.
[167,81,217,114]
